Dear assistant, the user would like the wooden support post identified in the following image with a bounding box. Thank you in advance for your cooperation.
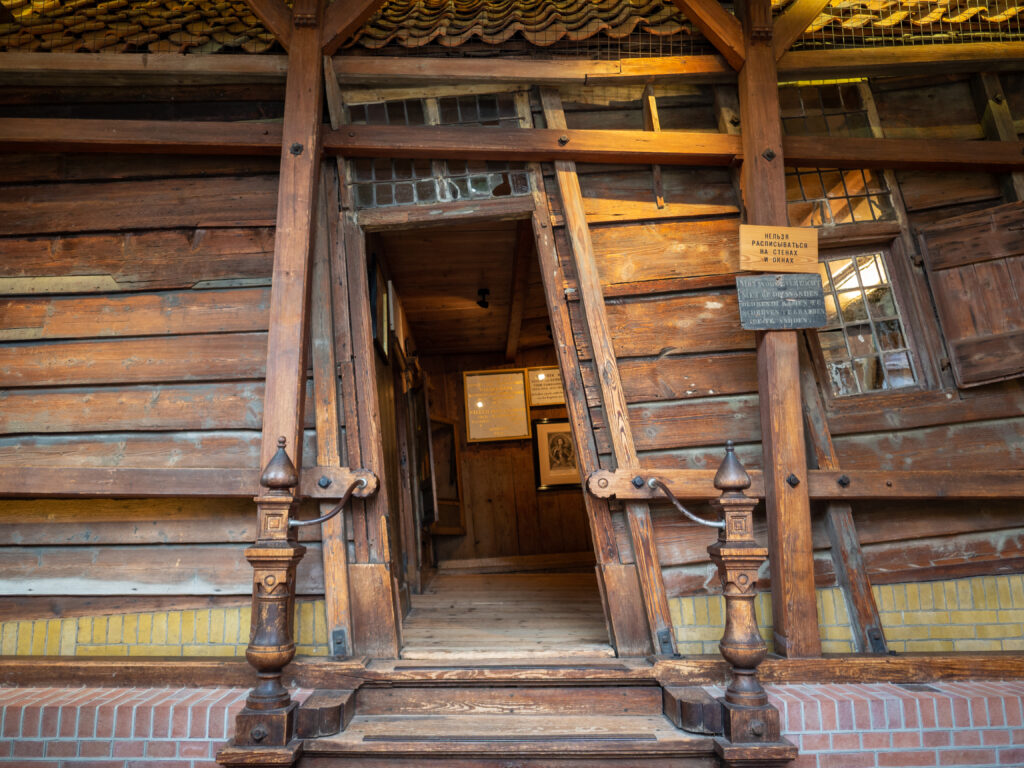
[798,343,887,654]
[540,86,675,656]
[737,0,821,658]
[310,169,353,658]
[221,2,324,761]
[708,444,798,767]
[972,72,1024,202]
[668,0,745,71]
[504,219,533,361]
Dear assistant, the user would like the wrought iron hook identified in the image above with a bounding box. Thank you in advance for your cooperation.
[289,477,368,528]
[646,477,725,529]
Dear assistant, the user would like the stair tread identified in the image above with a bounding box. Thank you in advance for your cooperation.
[305,713,714,755]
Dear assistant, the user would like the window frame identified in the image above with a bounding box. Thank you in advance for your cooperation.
[808,238,941,409]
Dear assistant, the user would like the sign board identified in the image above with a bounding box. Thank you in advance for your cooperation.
[463,369,531,442]
[739,224,818,273]
[736,274,827,330]
[527,367,564,406]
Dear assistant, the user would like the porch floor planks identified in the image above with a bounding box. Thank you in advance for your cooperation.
[399,572,614,660]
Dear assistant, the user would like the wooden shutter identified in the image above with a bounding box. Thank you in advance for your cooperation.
[918,201,1024,388]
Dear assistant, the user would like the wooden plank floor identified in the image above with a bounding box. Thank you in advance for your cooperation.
[399,572,614,660]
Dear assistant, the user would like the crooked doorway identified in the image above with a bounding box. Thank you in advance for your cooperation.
[364,217,612,660]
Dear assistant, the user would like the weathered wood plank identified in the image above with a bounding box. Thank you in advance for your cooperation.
[0,287,269,341]
[0,382,309,434]
[591,396,761,453]
[0,333,268,387]
[0,153,280,185]
[0,175,278,236]
[0,228,275,294]
[0,543,324,596]
[582,353,759,406]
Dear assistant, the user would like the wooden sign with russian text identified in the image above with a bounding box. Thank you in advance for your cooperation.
[739,224,818,273]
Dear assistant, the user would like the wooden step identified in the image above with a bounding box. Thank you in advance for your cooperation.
[356,683,664,717]
[300,712,717,765]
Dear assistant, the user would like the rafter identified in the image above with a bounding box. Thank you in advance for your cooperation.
[322,0,390,56]
[773,0,831,59]
[668,0,744,70]
[242,0,293,50]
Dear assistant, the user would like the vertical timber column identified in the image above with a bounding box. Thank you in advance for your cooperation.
[737,0,820,657]
[223,0,324,761]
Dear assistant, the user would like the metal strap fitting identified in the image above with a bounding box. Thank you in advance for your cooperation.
[289,477,368,528]
[646,477,725,529]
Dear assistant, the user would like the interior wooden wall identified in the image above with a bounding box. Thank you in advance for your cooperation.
[0,83,332,608]
[421,349,591,564]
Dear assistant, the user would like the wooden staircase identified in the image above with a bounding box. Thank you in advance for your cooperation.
[296,659,720,767]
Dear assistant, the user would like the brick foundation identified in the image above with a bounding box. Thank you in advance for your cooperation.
[1,681,1022,766]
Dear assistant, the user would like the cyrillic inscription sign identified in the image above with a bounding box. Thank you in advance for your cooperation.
[736,274,827,330]
[739,224,818,273]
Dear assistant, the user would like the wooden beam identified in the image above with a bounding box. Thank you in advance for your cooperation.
[504,220,533,362]
[310,170,354,657]
[540,87,675,655]
[333,55,734,86]
[587,468,1024,501]
[772,0,830,60]
[668,0,744,71]
[6,118,1024,174]
[259,2,325,472]
[778,42,1024,80]
[242,0,293,50]
[799,341,887,654]
[0,466,376,499]
[322,0,389,56]
[738,0,820,658]
[971,72,1024,202]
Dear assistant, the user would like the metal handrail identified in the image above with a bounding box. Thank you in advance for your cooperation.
[289,477,367,528]
[646,477,725,529]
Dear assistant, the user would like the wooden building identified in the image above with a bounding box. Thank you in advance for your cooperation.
[1,0,1024,765]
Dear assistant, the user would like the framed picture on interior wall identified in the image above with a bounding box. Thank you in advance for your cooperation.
[527,366,564,406]
[533,419,579,490]
[463,368,530,442]
[368,256,388,362]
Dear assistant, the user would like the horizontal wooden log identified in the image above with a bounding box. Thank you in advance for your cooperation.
[591,395,761,453]
[0,381,310,434]
[0,153,280,185]
[0,117,282,156]
[0,175,278,236]
[0,228,275,294]
[587,468,1024,501]
[643,496,1024,571]
[4,118,1024,173]
[582,353,759,406]
[896,171,1000,212]
[0,287,270,341]
[833,418,1024,470]
[0,594,253,622]
[0,464,375,500]
[587,217,740,288]
[0,332,268,387]
[0,543,323,596]
[583,294,753,360]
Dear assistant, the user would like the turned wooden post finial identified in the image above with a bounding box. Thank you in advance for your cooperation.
[261,436,299,492]
[709,441,778,743]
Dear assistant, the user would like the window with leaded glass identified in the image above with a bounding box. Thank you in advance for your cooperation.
[815,251,918,397]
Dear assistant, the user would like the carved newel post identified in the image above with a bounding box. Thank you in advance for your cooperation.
[709,442,795,765]
[223,437,306,760]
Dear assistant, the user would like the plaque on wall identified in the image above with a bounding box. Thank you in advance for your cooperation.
[739,224,818,273]
[736,274,827,330]
[527,366,564,406]
[463,369,531,442]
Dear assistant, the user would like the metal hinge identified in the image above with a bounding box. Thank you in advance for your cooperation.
[657,628,678,657]
[331,627,349,657]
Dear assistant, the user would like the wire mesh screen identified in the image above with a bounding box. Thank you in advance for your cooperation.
[347,93,532,209]
[0,0,283,54]
[789,0,1024,49]
[781,83,897,227]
